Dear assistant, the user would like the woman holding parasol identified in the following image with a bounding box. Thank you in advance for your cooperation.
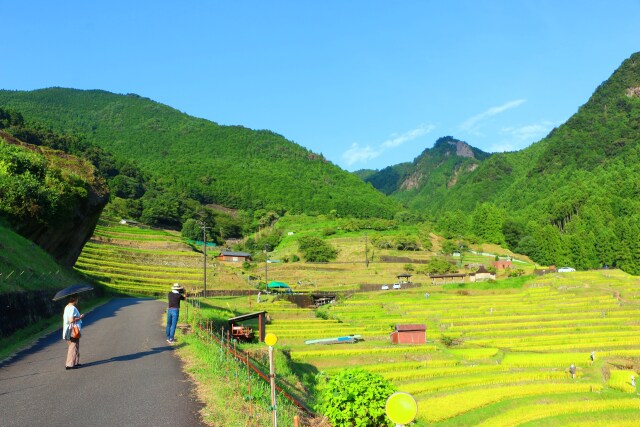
[54,284,92,370]
[63,295,84,369]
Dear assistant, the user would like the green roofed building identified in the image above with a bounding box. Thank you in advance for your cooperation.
[267,281,292,293]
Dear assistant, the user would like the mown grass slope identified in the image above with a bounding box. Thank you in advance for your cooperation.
[0,220,81,293]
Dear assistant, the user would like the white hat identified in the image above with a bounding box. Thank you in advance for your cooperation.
[171,283,183,290]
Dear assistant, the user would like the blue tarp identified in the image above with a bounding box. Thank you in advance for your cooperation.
[188,240,217,247]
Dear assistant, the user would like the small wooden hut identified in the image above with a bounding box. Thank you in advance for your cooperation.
[396,273,413,284]
[390,324,426,344]
[217,251,252,262]
[472,265,495,281]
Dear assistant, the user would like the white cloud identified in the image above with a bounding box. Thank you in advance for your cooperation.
[381,124,436,148]
[490,120,557,152]
[341,143,381,166]
[460,99,526,132]
[500,120,556,142]
[341,123,435,168]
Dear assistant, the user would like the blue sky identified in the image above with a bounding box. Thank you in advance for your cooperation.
[3,1,640,171]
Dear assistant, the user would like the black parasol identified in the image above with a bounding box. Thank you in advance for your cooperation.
[52,284,94,301]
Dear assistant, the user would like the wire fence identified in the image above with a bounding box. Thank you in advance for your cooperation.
[0,269,69,289]
[183,297,313,426]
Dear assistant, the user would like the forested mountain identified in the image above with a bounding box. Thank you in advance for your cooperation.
[0,89,400,223]
[357,136,491,202]
[382,52,640,274]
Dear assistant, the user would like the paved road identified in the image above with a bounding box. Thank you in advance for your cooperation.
[0,298,205,427]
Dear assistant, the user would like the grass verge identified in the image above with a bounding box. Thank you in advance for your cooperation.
[174,326,303,426]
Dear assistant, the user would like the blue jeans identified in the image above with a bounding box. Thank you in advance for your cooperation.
[166,308,179,340]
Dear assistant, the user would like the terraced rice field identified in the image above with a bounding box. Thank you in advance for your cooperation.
[263,270,640,425]
[77,216,535,296]
[74,219,250,294]
[76,219,435,294]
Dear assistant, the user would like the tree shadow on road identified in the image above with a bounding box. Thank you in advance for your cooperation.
[0,298,158,369]
[83,297,151,322]
[81,344,183,367]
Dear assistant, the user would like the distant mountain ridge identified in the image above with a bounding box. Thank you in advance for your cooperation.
[437,51,640,218]
[356,136,490,201]
[0,88,400,219]
[362,51,640,273]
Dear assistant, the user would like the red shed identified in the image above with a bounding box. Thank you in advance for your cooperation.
[390,324,426,344]
[492,260,513,270]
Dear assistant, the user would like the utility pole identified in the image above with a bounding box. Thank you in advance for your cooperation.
[365,233,369,268]
[264,244,270,286]
[197,220,211,297]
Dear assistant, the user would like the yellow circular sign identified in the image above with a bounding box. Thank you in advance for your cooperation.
[386,392,418,425]
[264,332,278,347]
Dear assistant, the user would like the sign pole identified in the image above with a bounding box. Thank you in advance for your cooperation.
[269,345,277,427]
[264,333,278,427]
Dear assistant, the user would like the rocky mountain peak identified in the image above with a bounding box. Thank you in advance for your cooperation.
[431,136,480,160]
[449,140,475,158]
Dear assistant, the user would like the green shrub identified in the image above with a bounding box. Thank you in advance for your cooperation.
[322,227,337,236]
[316,368,395,427]
[181,218,201,240]
[441,239,457,255]
[395,234,420,251]
[298,236,338,262]
[420,234,433,251]
[441,334,462,347]
[507,268,525,277]
[316,309,329,320]
[372,236,394,249]
[0,140,89,226]
[421,257,456,274]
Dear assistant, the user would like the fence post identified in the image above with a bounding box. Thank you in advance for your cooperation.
[185,294,189,324]
[247,353,253,419]
[264,333,279,427]
[234,340,239,392]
